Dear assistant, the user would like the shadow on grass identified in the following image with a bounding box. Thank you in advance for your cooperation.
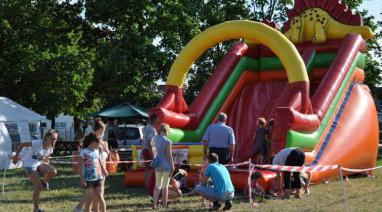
[40,195,81,202]
[301,187,382,212]
[107,202,149,210]
[0,198,32,204]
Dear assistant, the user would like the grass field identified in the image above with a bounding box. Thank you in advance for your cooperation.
[1,160,382,212]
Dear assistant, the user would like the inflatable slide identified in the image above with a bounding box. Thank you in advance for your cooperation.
[126,0,379,189]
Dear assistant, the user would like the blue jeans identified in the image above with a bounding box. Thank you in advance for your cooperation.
[195,185,234,202]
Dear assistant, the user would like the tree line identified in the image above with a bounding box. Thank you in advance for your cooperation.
[0,0,381,128]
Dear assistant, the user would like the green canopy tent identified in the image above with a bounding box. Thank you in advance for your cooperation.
[92,102,148,118]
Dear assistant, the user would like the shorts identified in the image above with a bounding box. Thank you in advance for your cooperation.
[86,179,102,188]
[24,167,38,175]
[142,149,153,168]
[195,185,234,202]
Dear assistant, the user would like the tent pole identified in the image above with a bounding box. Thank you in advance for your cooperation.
[2,159,8,195]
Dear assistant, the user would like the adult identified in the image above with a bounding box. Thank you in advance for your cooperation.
[106,130,118,149]
[142,114,159,188]
[194,153,235,211]
[93,118,110,207]
[202,112,235,165]
[84,121,93,135]
[104,118,119,142]
[12,130,58,212]
[272,147,305,198]
[152,123,175,209]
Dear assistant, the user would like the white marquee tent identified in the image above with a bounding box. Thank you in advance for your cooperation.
[41,114,75,142]
[0,97,43,170]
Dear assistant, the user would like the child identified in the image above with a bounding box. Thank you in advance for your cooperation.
[172,168,188,192]
[168,177,183,199]
[300,172,311,195]
[253,118,269,164]
[78,132,108,212]
[183,159,212,207]
[268,172,282,197]
[248,171,266,198]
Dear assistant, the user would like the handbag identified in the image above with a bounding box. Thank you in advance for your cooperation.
[150,157,160,168]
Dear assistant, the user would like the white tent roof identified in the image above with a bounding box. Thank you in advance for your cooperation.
[42,113,73,123]
[0,97,43,122]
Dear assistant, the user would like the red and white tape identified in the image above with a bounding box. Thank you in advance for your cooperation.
[49,156,382,174]
[51,160,152,165]
[50,159,250,167]
[340,165,382,173]
[255,164,339,172]
[50,155,79,159]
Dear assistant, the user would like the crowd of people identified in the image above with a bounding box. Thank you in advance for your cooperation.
[142,112,311,210]
[11,112,311,212]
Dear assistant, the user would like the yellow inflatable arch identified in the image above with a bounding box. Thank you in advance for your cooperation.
[166,20,308,87]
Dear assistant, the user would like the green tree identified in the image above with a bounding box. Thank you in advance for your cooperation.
[182,0,255,102]
[0,0,95,128]
[84,0,172,108]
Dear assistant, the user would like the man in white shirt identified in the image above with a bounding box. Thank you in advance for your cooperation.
[202,112,236,165]
[142,114,159,188]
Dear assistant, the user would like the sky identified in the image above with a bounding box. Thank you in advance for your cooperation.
[360,0,381,22]
[360,0,381,45]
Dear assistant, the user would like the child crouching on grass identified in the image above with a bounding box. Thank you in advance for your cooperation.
[268,172,283,197]
[78,132,108,212]
[183,158,212,207]
[246,171,266,198]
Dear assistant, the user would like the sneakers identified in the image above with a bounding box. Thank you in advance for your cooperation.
[34,209,45,212]
[41,181,50,191]
[209,201,221,211]
[222,200,233,211]
[73,207,84,212]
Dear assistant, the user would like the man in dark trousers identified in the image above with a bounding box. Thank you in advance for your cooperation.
[202,112,235,165]
[272,147,306,198]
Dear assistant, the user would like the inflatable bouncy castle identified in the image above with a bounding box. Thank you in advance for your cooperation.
[125,0,379,189]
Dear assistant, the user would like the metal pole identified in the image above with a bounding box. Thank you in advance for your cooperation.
[339,166,350,212]
[2,159,8,195]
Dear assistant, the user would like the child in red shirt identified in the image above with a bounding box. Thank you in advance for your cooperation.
[245,171,266,200]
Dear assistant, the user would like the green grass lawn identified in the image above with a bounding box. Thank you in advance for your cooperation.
[1,161,382,212]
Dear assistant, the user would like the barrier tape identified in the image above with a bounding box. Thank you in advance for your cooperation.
[17,153,382,174]
[50,159,250,167]
[340,165,382,173]
[255,164,339,172]
[51,160,152,165]
[50,155,79,159]
[50,157,382,174]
